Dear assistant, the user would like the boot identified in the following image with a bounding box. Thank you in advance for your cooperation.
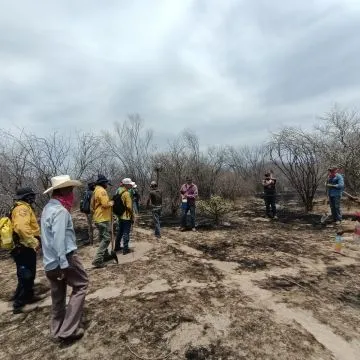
[92,262,107,268]
[26,294,46,304]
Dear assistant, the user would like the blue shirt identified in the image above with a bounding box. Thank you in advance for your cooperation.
[40,199,78,271]
[328,173,344,197]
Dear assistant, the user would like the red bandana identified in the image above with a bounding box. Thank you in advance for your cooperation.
[53,192,74,212]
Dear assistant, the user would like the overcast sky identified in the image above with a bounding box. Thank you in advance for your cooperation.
[1,0,359,148]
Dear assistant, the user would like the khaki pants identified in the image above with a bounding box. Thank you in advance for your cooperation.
[93,221,111,265]
[46,253,88,339]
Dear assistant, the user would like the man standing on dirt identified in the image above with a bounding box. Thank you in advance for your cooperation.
[91,174,117,268]
[83,181,95,244]
[146,181,163,238]
[41,175,88,342]
[10,187,43,314]
[262,172,277,219]
[131,184,141,215]
[179,176,198,231]
[114,178,134,255]
[326,166,344,224]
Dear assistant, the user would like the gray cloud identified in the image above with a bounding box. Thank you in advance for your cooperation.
[0,0,359,147]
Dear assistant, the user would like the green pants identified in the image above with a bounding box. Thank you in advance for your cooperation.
[93,221,111,265]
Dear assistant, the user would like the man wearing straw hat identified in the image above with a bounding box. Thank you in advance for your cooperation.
[41,175,88,342]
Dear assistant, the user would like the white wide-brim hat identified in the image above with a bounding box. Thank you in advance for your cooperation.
[43,175,82,194]
[121,178,135,186]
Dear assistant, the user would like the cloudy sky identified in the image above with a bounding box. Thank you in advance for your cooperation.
[1,0,359,148]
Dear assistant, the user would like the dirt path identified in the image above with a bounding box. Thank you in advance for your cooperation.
[134,227,360,360]
[1,220,359,359]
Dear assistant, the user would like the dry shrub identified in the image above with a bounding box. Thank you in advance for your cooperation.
[197,195,234,224]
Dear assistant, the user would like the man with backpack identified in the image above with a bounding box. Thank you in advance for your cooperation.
[326,166,344,224]
[146,181,162,238]
[179,176,198,231]
[10,187,43,314]
[114,178,134,255]
[91,174,117,268]
[80,181,95,244]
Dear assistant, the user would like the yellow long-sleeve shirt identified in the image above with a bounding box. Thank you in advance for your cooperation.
[11,201,40,249]
[91,185,112,223]
[117,186,133,221]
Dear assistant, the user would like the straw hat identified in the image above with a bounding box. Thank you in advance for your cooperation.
[43,175,82,194]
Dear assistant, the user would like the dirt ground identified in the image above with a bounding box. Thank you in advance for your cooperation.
[0,198,360,359]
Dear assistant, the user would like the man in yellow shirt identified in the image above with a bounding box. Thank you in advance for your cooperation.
[114,178,134,255]
[91,174,117,268]
[10,187,42,314]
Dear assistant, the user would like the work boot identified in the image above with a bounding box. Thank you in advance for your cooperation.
[155,234,161,239]
[26,294,46,304]
[60,327,84,342]
[122,248,130,255]
[13,307,24,315]
[92,262,107,268]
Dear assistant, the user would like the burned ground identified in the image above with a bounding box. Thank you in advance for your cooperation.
[0,198,359,359]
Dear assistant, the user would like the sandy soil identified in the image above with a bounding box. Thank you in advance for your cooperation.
[0,199,360,359]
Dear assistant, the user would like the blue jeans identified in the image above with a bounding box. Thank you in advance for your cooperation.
[181,205,196,229]
[115,220,132,251]
[329,196,342,221]
[152,208,162,236]
[133,201,139,214]
[11,246,37,310]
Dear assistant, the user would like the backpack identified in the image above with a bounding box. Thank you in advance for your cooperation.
[112,189,127,217]
[80,190,93,214]
[0,205,19,250]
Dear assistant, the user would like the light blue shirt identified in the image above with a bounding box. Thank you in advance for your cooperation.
[41,199,78,271]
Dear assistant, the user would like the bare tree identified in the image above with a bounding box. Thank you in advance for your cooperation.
[269,127,323,212]
[153,136,188,215]
[72,132,105,180]
[226,145,269,196]
[316,107,360,194]
[103,114,154,193]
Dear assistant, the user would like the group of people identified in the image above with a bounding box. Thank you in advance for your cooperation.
[262,166,346,223]
[6,165,350,344]
[6,173,199,343]
[85,174,163,268]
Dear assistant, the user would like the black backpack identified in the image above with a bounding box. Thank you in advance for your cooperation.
[112,189,127,217]
[80,190,93,214]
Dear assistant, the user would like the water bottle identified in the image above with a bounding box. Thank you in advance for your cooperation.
[335,234,343,253]
[354,221,360,242]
